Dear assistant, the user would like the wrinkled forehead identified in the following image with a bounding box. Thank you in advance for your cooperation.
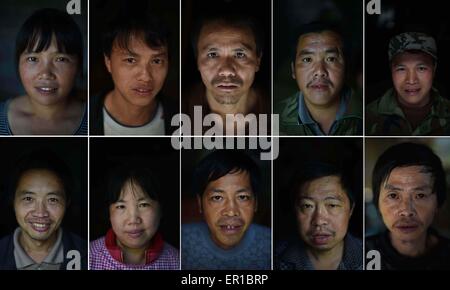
[297,30,343,51]
[299,175,347,199]
[198,21,257,48]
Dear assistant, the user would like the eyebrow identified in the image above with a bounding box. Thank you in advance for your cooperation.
[16,190,64,197]
[116,197,149,203]
[383,184,432,191]
[200,43,253,53]
[299,195,343,201]
[298,47,340,56]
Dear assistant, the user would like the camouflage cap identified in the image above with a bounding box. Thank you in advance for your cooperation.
[388,32,437,61]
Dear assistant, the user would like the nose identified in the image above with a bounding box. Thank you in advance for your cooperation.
[38,60,56,80]
[32,201,49,218]
[222,198,239,217]
[137,63,153,82]
[311,205,328,227]
[406,69,418,84]
[218,57,236,78]
[313,60,328,79]
[398,196,416,217]
[127,205,143,224]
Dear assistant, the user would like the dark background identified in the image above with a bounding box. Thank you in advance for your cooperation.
[89,0,179,108]
[89,137,180,249]
[365,0,450,104]
[181,0,271,113]
[181,139,271,228]
[0,0,87,101]
[274,0,363,104]
[0,137,88,240]
[274,137,364,244]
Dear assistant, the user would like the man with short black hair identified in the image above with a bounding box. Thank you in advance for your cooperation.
[275,162,362,270]
[366,142,450,270]
[182,150,270,270]
[90,12,176,135]
[276,22,362,135]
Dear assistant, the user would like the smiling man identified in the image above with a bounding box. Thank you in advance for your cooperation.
[366,142,450,270]
[275,162,362,270]
[182,150,270,270]
[276,22,362,135]
[366,32,450,135]
[90,12,177,135]
[0,150,87,270]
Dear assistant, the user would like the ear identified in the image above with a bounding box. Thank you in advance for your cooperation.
[349,202,355,217]
[255,53,262,72]
[291,62,296,79]
[104,54,112,74]
[196,195,202,214]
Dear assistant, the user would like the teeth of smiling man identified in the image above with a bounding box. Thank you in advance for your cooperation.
[40,88,56,91]
[32,223,48,228]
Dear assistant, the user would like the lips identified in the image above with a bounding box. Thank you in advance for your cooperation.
[28,221,51,233]
[395,223,419,233]
[219,224,243,235]
[216,83,239,91]
[125,229,145,239]
[310,232,333,245]
[404,88,421,96]
[35,86,58,95]
[132,86,154,97]
[308,79,331,90]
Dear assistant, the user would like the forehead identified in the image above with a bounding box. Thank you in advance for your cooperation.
[16,169,65,195]
[204,171,252,193]
[391,51,434,66]
[197,22,257,50]
[383,166,433,187]
[297,31,343,51]
[299,175,347,200]
[112,34,167,56]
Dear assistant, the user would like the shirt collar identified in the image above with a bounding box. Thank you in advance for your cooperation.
[13,227,64,269]
[105,228,164,265]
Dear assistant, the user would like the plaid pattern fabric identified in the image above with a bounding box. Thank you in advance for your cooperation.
[275,233,363,270]
[89,236,179,270]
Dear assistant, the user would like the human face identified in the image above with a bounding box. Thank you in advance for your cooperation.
[198,171,257,250]
[109,180,161,251]
[296,176,353,252]
[391,52,435,108]
[197,22,261,106]
[378,166,438,242]
[14,169,66,243]
[19,36,79,106]
[105,35,168,108]
[292,31,345,108]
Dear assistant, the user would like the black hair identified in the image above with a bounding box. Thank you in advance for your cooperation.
[191,13,264,59]
[192,150,261,199]
[105,164,160,207]
[102,11,169,58]
[290,161,354,207]
[15,8,84,71]
[291,21,346,63]
[372,142,447,208]
[9,149,74,205]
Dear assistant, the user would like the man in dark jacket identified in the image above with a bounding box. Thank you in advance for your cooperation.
[0,150,87,270]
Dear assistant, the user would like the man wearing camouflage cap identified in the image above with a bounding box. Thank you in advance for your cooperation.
[366,32,450,135]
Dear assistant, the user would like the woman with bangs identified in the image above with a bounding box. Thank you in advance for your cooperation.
[0,8,87,135]
[89,165,179,270]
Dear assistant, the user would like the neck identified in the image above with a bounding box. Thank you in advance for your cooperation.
[306,240,344,270]
[206,89,256,118]
[397,93,431,109]
[27,96,71,121]
[117,240,147,265]
[105,90,157,126]
[390,232,434,257]
[19,230,57,263]
[304,96,340,134]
